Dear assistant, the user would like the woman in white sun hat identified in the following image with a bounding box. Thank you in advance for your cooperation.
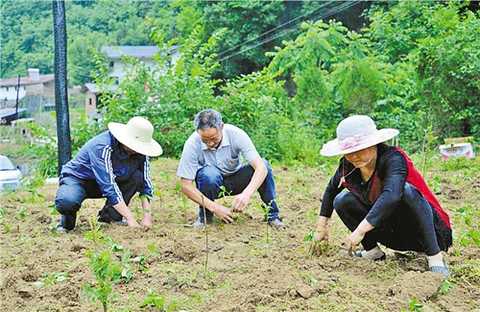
[55,116,162,232]
[314,115,452,277]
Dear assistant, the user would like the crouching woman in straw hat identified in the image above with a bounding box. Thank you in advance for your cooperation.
[55,117,162,232]
[312,115,452,277]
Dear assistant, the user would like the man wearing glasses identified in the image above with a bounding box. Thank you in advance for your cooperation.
[177,109,285,229]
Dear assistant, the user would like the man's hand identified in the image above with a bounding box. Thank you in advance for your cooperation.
[211,202,234,223]
[126,217,141,228]
[140,213,153,229]
[232,191,252,213]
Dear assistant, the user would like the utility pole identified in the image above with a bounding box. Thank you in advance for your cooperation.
[52,0,71,175]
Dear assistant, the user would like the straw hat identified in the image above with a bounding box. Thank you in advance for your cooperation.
[320,115,399,157]
[108,117,163,157]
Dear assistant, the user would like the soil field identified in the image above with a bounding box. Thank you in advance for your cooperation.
[1,157,479,311]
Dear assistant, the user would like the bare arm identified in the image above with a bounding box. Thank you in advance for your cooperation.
[180,178,233,223]
[113,201,140,227]
[246,157,267,196]
[233,157,267,212]
[140,195,153,228]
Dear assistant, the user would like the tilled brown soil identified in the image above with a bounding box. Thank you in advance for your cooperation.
[1,158,479,311]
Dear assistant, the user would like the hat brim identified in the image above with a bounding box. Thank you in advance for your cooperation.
[108,122,163,157]
[320,129,399,157]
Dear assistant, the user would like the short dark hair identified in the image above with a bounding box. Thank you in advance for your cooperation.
[194,109,223,130]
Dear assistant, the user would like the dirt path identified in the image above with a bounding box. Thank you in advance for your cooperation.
[1,158,479,311]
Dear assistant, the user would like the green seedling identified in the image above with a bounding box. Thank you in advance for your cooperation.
[132,255,148,272]
[457,205,480,247]
[83,249,122,312]
[306,227,332,257]
[175,181,188,221]
[16,206,28,220]
[0,207,6,219]
[119,251,134,283]
[105,237,124,252]
[147,242,158,256]
[438,279,453,295]
[308,240,330,257]
[259,201,273,245]
[23,174,46,203]
[34,272,69,288]
[201,195,209,277]
[304,230,314,242]
[48,202,59,217]
[105,237,138,283]
[2,222,12,233]
[407,298,423,312]
[140,291,178,311]
[84,217,106,247]
[420,124,436,176]
[218,185,231,198]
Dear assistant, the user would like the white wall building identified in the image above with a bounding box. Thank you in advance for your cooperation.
[101,46,180,85]
[0,69,55,109]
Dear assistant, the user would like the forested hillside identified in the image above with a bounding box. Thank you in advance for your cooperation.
[1,0,336,84]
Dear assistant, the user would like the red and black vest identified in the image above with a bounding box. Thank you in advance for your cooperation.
[341,147,451,229]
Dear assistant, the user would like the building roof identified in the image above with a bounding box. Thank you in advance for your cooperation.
[0,74,54,87]
[101,45,179,59]
[101,46,160,59]
[82,83,117,94]
[83,83,99,93]
[0,108,27,119]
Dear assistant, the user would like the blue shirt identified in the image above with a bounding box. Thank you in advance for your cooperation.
[61,131,153,205]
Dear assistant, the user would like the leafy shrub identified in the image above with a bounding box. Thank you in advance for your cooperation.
[83,250,122,312]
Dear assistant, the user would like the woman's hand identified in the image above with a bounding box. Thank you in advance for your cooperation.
[309,217,330,256]
[344,229,365,255]
[343,220,374,255]
[314,217,330,241]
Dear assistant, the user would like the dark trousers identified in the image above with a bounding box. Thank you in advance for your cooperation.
[55,170,144,230]
[334,183,442,256]
[195,159,280,222]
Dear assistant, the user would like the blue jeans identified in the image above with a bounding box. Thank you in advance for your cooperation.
[55,170,144,230]
[334,183,444,256]
[195,159,280,222]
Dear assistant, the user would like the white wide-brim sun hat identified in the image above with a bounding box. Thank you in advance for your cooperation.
[320,115,399,157]
[108,116,163,157]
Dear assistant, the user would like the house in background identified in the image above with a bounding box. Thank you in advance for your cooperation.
[84,45,180,121]
[0,68,55,110]
[101,45,180,85]
[83,83,102,122]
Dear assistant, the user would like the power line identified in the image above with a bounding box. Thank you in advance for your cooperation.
[218,1,360,63]
[218,1,359,62]
[217,1,333,58]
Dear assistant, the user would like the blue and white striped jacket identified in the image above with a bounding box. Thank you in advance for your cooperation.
[61,131,153,205]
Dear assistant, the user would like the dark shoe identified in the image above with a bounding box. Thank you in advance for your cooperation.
[268,218,285,229]
[353,250,386,261]
[57,215,75,232]
[98,205,124,224]
[98,215,128,226]
[430,265,450,278]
